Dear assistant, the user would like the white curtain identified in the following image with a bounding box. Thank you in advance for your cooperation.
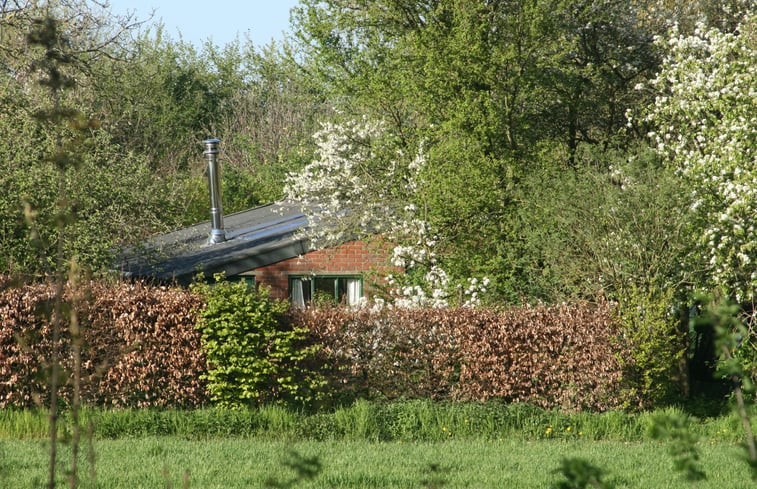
[346,278,361,306]
[291,279,305,309]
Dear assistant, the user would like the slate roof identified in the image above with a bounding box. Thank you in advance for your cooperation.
[117,201,311,285]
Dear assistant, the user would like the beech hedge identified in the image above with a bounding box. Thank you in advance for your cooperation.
[1,277,631,411]
[0,278,207,408]
[295,302,631,411]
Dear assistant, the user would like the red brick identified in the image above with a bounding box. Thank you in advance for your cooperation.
[247,239,399,300]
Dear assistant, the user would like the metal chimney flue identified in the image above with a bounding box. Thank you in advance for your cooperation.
[203,138,226,244]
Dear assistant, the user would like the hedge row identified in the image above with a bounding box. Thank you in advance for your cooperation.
[1,278,630,411]
[296,303,631,411]
[0,278,207,408]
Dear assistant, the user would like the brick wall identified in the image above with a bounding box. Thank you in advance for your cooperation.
[250,240,396,300]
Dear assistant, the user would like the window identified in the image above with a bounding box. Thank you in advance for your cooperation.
[229,273,256,288]
[290,275,362,308]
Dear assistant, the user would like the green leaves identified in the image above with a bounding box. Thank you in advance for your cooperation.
[192,274,325,409]
[289,1,670,304]
[552,457,614,489]
[649,411,707,481]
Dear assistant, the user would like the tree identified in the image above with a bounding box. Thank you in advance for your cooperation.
[638,11,757,304]
[290,0,666,302]
[0,1,176,276]
[633,0,753,35]
[208,40,330,205]
[284,117,489,307]
[90,29,227,173]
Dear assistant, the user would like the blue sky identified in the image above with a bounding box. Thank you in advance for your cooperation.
[107,0,301,48]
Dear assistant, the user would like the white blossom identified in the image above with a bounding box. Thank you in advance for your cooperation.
[284,117,491,309]
[640,13,757,302]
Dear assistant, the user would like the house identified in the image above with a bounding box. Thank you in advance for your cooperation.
[118,139,392,307]
[118,201,390,307]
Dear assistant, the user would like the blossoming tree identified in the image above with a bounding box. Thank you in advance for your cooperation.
[284,118,488,307]
[639,12,756,304]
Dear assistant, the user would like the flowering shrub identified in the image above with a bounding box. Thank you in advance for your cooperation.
[636,13,757,303]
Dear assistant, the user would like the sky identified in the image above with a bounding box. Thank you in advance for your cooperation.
[106,0,301,49]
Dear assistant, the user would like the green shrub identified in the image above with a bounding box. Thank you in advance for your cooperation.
[615,285,688,408]
[192,274,325,409]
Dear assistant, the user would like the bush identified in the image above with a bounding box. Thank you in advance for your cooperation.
[192,275,325,409]
[614,285,689,408]
[0,277,207,408]
[295,301,630,411]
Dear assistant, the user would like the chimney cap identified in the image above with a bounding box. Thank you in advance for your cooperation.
[203,138,221,154]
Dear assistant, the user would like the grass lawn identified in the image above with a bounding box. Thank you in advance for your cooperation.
[1,437,755,488]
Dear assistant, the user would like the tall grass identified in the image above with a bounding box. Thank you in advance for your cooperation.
[0,409,50,439]
[0,400,751,443]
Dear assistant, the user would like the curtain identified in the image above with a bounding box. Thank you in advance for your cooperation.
[291,279,305,309]
[346,278,361,306]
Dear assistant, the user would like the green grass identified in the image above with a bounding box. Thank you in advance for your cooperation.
[0,400,750,443]
[1,437,755,488]
[1,401,755,487]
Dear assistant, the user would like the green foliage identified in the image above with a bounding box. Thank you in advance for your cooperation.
[192,274,325,409]
[649,410,707,481]
[176,169,262,227]
[693,296,757,473]
[93,31,232,171]
[507,147,696,408]
[291,0,664,304]
[694,297,757,396]
[615,286,688,408]
[0,130,182,275]
[0,7,328,277]
[0,401,742,442]
[0,8,200,276]
[552,457,614,489]
[510,143,696,303]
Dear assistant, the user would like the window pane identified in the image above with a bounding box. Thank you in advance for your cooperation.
[291,276,361,307]
[337,279,348,304]
[290,278,312,306]
[314,277,336,304]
